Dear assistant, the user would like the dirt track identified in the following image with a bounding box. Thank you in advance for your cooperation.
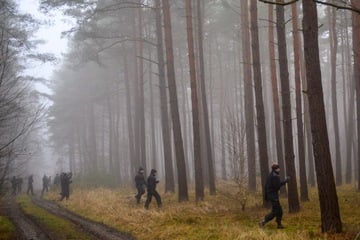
[3,195,51,240]
[31,196,134,240]
[2,195,135,240]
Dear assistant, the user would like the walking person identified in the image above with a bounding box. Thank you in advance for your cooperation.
[41,174,49,196]
[26,175,34,195]
[60,172,72,201]
[259,164,290,229]
[134,167,146,204]
[144,169,162,209]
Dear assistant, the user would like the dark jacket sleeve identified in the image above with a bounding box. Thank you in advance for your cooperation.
[271,175,287,192]
[147,175,157,191]
[265,172,286,201]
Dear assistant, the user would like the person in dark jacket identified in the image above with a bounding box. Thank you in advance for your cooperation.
[60,172,72,201]
[41,174,49,196]
[259,164,290,229]
[134,167,146,204]
[144,169,162,209]
[26,175,34,195]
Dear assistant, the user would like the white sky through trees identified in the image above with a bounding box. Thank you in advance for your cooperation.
[17,0,72,81]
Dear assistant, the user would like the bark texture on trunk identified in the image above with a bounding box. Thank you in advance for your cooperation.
[302,0,342,233]
[276,2,300,213]
[186,0,204,201]
[250,0,269,206]
[162,0,189,201]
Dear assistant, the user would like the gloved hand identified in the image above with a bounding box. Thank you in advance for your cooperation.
[285,176,291,182]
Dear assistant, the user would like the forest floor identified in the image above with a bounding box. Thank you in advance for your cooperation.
[42,181,360,240]
[1,182,359,240]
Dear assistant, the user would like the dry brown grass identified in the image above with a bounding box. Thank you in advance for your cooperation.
[46,182,360,240]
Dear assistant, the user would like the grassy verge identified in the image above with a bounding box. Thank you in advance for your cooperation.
[17,195,92,240]
[0,215,16,240]
[46,183,360,240]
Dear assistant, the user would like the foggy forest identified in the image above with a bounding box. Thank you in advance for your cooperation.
[0,0,359,239]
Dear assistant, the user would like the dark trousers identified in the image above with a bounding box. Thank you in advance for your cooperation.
[135,186,145,204]
[27,185,33,195]
[264,199,283,225]
[144,190,162,209]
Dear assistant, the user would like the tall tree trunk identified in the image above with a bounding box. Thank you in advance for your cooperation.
[155,0,175,192]
[250,0,269,205]
[301,47,316,187]
[196,0,215,195]
[292,2,309,201]
[352,0,360,191]
[276,2,300,213]
[101,107,105,171]
[88,102,98,172]
[302,0,342,232]
[328,6,342,185]
[106,90,114,174]
[240,0,256,191]
[208,40,216,180]
[149,50,157,169]
[162,0,188,201]
[215,37,227,180]
[345,80,355,184]
[185,0,204,201]
[178,48,192,182]
[344,9,354,185]
[138,3,146,169]
[132,10,141,170]
[268,4,286,195]
[123,52,136,175]
[114,82,121,184]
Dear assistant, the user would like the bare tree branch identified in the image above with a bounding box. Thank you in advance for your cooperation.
[259,0,360,14]
[258,0,299,5]
[314,0,360,14]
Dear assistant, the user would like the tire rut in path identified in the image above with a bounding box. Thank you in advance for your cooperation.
[4,195,51,240]
[31,197,134,240]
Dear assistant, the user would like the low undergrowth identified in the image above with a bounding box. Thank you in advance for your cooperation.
[17,196,92,240]
[46,182,360,240]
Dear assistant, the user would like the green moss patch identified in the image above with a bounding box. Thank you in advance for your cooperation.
[0,215,16,240]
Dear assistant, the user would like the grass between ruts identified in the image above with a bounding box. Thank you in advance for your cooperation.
[0,215,16,240]
[17,195,93,240]
[46,182,360,240]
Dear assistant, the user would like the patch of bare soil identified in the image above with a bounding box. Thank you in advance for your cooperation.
[31,196,134,240]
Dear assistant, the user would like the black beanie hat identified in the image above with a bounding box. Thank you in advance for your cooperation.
[271,164,280,171]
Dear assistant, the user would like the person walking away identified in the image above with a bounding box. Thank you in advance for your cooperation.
[134,167,146,204]
[60,172,72,201]
[26,175,34,195]
[144,169,162,209]
[259,164,290,229]
[41,174,49,196]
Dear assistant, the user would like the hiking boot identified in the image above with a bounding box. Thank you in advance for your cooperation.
[258,220,265,228]
[277,224,285,229]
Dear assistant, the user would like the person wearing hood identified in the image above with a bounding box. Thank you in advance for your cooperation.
[144,169,162,209]
[259,164,290,229]
[134,167,146,204]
